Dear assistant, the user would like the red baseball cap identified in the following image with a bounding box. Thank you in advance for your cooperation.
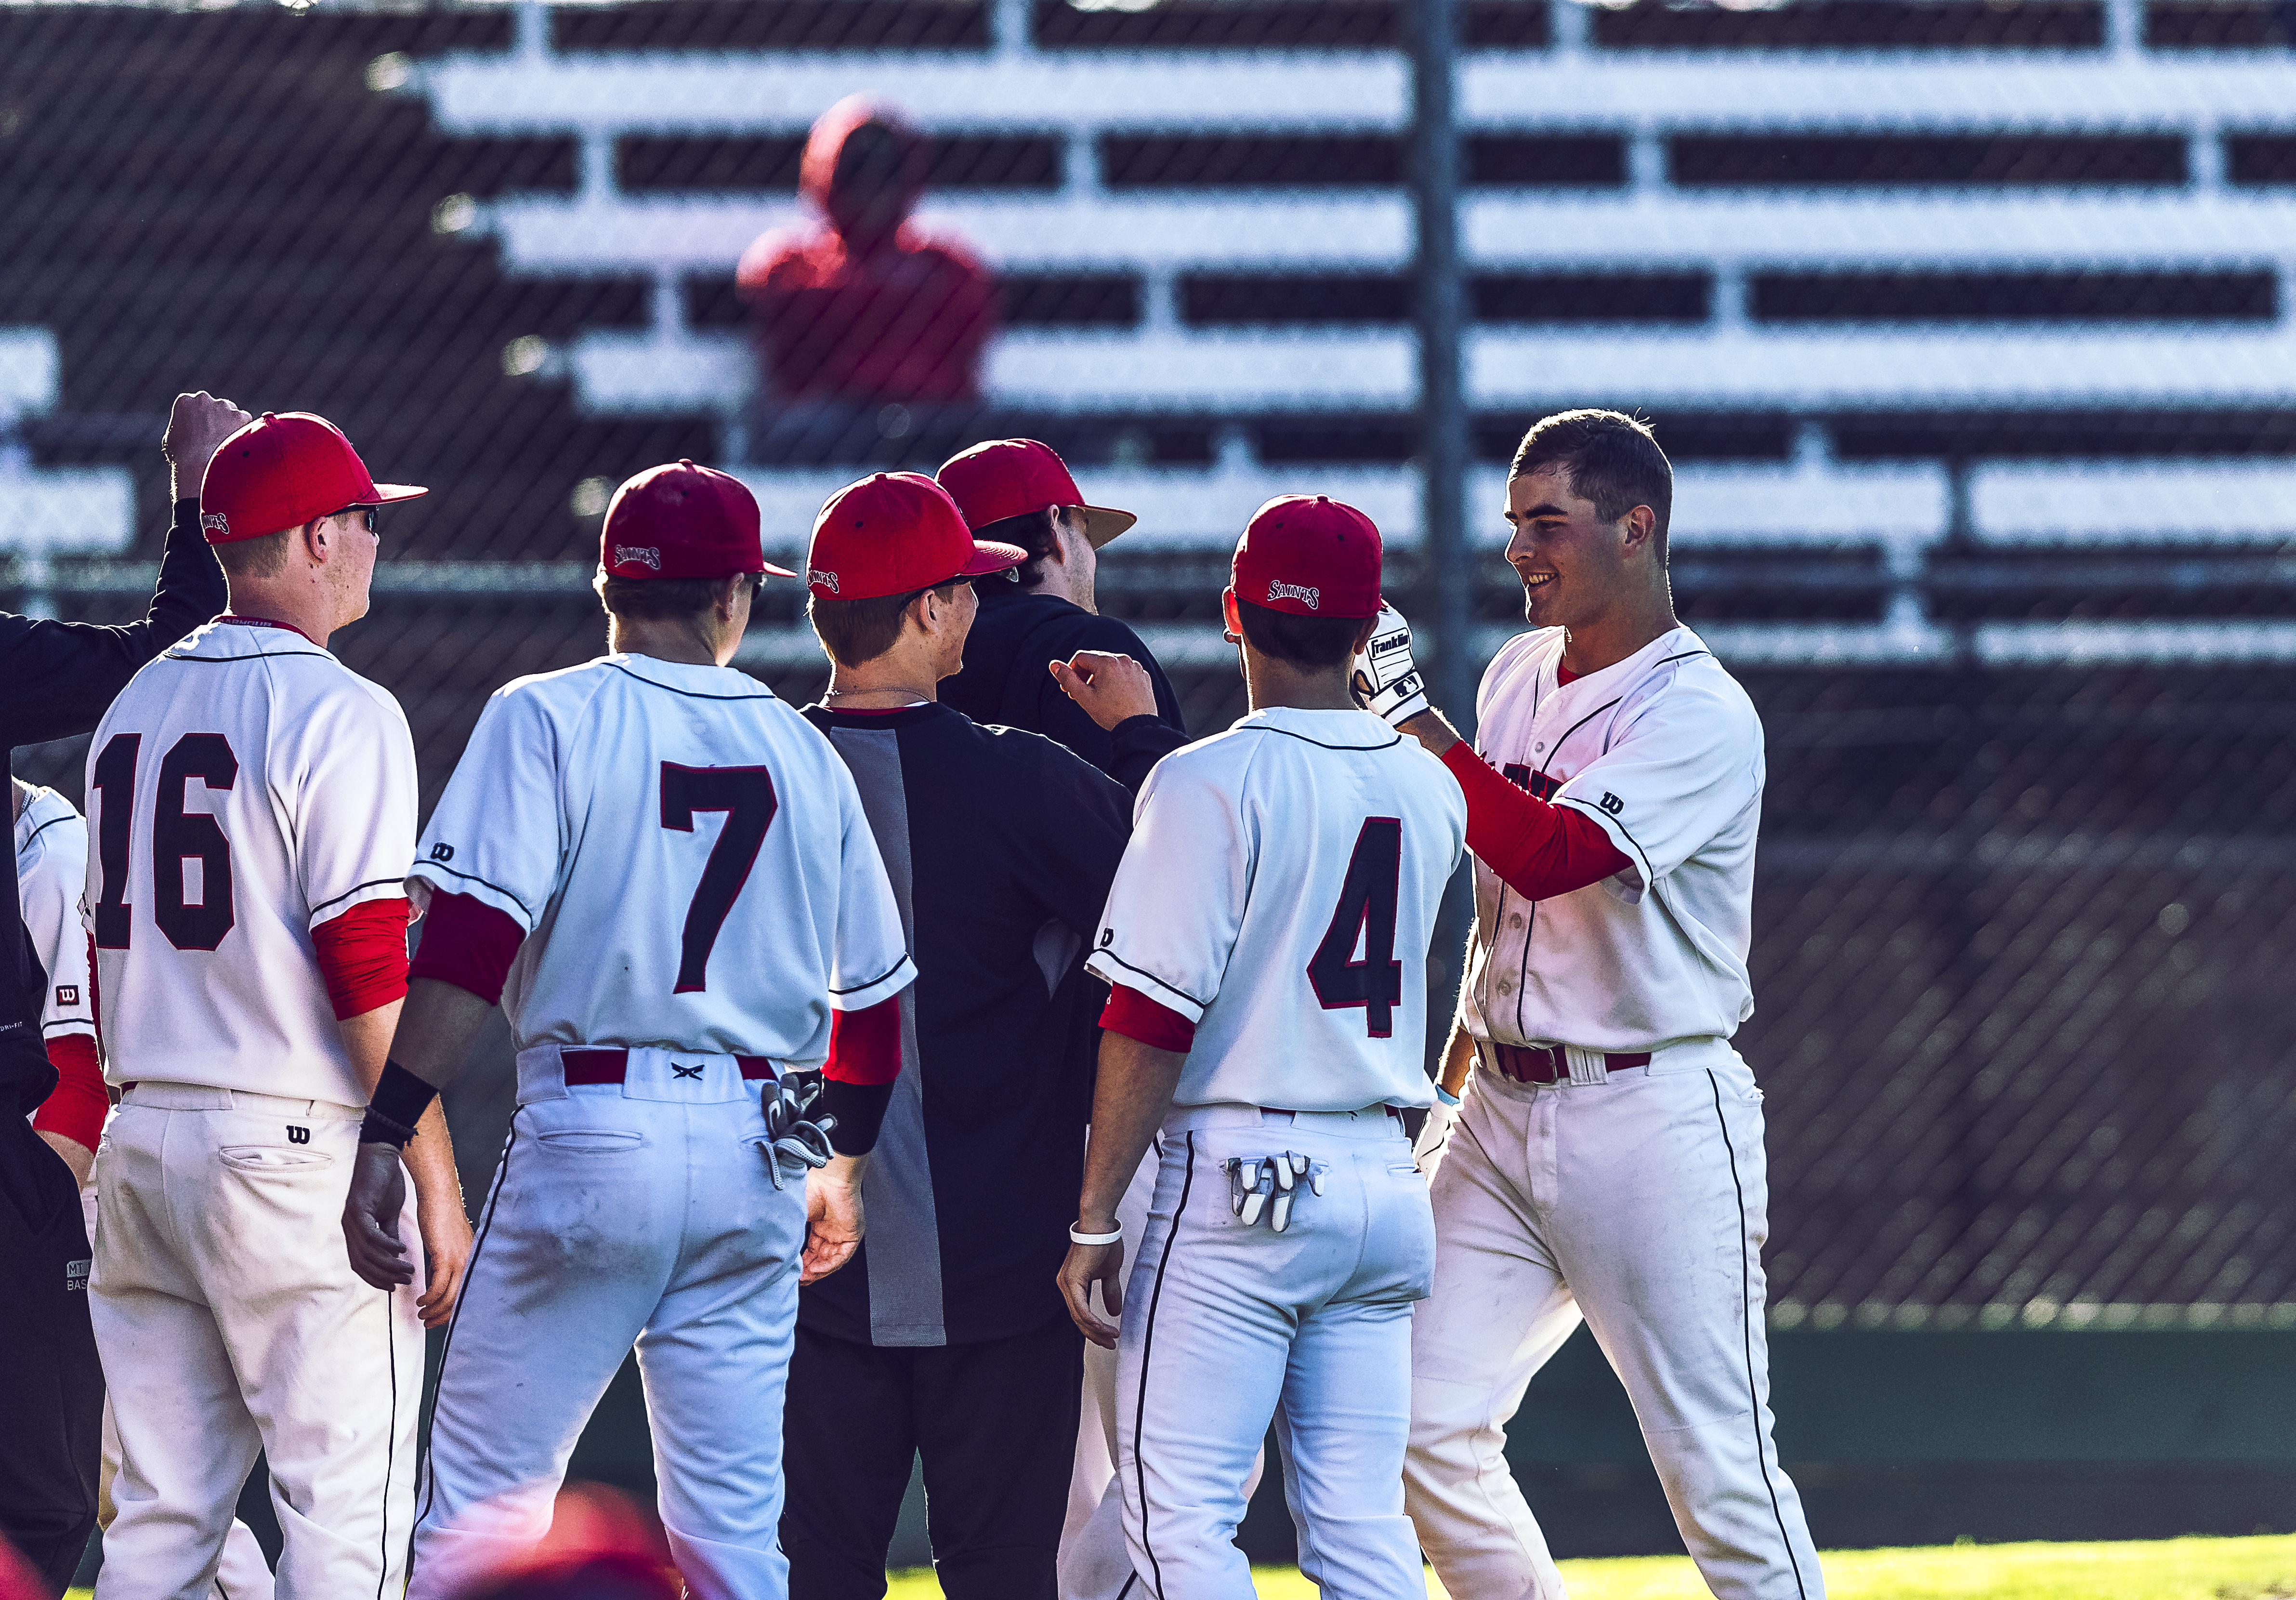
[936,438,1136,550]
[1231,495,1384,620]
[601,460,795,582]
[198,411,424,544]
[807,472,1027,601]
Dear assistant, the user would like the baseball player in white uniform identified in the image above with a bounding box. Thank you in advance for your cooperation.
[84,410,468,1600]
[340,461,917,1600]
[1058,496,1466,1600]
[15,779,276,1600]
[1350,409,1823,1599]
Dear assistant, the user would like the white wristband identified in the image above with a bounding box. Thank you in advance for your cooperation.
[1070,1221,1124,1245]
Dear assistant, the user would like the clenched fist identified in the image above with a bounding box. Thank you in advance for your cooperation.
[161,391,255,500]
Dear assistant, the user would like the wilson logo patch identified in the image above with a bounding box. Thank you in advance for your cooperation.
[55,984,79,1006]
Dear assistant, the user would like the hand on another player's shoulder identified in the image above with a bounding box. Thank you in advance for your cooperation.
[1351,602,1432,729]
[1050,650,1159,732]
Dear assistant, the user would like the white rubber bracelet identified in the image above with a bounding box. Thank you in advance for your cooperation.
[1069,1221,1124,1245]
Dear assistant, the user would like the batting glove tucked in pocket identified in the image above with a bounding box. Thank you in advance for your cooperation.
[1350,603,1431,727]
[761,1073,838,1190]
[1225,1152,1328,1233]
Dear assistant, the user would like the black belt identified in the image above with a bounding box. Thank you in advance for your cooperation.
[1487,1043,1651,1085]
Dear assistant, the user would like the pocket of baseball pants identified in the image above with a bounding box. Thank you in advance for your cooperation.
[536,1130,643,1155]
[218,1147,335,1173]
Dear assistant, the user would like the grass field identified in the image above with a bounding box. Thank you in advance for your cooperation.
[873,1534,2296,1599]
[64,1533,2296,1598]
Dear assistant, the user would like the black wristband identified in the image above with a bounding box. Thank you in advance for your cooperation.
[360,1059,440,1148]
[819,1078,895,1156]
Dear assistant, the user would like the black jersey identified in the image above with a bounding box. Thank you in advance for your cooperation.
[799,700,1131,1346]
[940,582,1188,793]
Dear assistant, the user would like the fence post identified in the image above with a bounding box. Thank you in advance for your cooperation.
[1411,0,1472,733]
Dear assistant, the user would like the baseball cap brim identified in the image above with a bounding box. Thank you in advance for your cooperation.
[956,538,1029,578]
[1080,504,1136,549]
[368,483,429,504]
[761,558,800,578]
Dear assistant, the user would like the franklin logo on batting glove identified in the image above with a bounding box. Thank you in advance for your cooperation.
[1348,602,1432,727]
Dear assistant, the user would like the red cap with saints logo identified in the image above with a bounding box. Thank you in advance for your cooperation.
[805,472,1026,601]
[601,460,795,581]
[1230,494,1383,619]
[198,411,425,543]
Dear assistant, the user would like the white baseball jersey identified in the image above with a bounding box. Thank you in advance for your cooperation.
[15,784,95,1045]
[84,619,418,1105]
[1460,623,1764,1053]
[407,653,914,1060]
[1086,705,1465,1112]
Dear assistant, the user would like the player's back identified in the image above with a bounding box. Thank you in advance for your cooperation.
[1091,706,1465,1113]
[415,653,902,1063]
[86,619,415,1103]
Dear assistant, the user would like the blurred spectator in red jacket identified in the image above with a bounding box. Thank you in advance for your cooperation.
[737,97,997,464]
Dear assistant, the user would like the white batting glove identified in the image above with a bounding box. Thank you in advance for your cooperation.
[1350,602,1430,727]
[1413,1084,1461,1177]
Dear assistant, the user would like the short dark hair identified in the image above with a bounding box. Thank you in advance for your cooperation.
[1509,410,1673,555]
[972,507,1060,590]
[595,571,761,621]
[808,579,963,668]
[213,527,291,579]
[1235,596,1365,669]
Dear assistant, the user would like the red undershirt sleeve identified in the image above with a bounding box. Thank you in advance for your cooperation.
[1100,983,1196,1054]
[406,890,525,1007]
[1439,741,1635,902]
[33,1033,107,1151]
[310,898,412,1021]
[825,994,903,1086]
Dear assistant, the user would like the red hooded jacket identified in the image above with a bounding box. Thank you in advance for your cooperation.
[737,98,997,404]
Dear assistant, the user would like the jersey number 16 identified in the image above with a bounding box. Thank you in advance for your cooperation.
[90,731,238,952]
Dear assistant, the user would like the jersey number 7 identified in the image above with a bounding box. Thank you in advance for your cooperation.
[660,762,778,994]
[1306,816,1404,1039]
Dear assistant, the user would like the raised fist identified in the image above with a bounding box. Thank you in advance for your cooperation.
[161,391,255,496]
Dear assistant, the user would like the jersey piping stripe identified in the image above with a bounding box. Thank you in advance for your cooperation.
[378,1290,399,1600]
[1237,725,1401,754]
[1555,794,1656,888]
[1707,1069,1811,1600]
[158,650,327,664]
[1090,948,1213,1012]
[309,875,409,920]
[1132,1131,1198,1600]
[416,1122,518,1537]
[604,660,776,702]
[15,810,76,853]
[827,952,914,997]
[413,862,539,924]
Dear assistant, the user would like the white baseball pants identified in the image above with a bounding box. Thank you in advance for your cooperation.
[1114,1104,1434,1600]
[90,1083,424,1600]
[1404,1048,1824,1600]
[1060,1140,1267,1600]
[409,1054,806,1600]
[84,1179,276,1600]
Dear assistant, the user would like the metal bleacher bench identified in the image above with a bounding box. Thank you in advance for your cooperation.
[386,0,2296,665]
[0,327,136,614]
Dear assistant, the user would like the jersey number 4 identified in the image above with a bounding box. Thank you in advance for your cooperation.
[1306,817,1404,1039]
[660,763,778,993]
[90,731,239,951]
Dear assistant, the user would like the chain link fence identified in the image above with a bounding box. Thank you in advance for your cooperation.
[4,0,2293,1333]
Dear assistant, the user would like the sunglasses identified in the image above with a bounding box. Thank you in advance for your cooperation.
[329,504,379,533]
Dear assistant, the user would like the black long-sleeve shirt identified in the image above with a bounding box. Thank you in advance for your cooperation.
[3,498,223,1111]
[940,581,1189,793]
[800,702,1131,1345]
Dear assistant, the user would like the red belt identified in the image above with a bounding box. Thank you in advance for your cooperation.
[561,1049,778,1086]
[1488,1043,1651,1085]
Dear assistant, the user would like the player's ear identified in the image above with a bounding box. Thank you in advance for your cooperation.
[1220,586,1242,645]
[1621,503,1658,556]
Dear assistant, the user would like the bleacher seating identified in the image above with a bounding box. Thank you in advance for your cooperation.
[383,0,2296,661]
[0,327,136,588]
